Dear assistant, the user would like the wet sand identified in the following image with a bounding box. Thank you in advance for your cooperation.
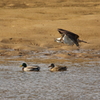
[0,0,100,64]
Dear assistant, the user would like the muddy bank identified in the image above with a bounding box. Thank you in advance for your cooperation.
[0,48,100,65]
[0,0,100,64]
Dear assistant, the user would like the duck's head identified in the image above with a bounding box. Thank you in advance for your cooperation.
[20,63,27,68]
[48,63,55,68]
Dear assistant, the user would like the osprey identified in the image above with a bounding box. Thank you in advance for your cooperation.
[56,28,87,47]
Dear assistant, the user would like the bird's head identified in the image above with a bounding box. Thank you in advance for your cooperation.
[20,63,27,68]
[48,63,55,68]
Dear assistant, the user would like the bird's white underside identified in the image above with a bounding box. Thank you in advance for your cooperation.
[56,35,74,45]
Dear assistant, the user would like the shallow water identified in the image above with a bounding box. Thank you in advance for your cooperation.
[0,61,100,100]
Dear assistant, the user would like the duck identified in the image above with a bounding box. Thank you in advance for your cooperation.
[48,63,67,72]
[20,63,40,72]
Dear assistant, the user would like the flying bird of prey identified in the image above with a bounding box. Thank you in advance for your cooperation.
[56,28,87,47]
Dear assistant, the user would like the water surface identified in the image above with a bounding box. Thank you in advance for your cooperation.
[0,61,100,100]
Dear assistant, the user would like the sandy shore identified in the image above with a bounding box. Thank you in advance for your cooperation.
[0,0,100,64]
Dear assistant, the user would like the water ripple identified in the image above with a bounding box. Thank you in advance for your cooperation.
[0,62,100,100]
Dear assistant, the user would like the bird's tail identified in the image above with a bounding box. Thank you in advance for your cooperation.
[78,39,88,43]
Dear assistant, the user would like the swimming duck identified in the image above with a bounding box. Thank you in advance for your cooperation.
[20,63,40,72]
[48,63,67,72]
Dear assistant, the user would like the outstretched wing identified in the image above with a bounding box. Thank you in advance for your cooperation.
[58,28,79,46]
